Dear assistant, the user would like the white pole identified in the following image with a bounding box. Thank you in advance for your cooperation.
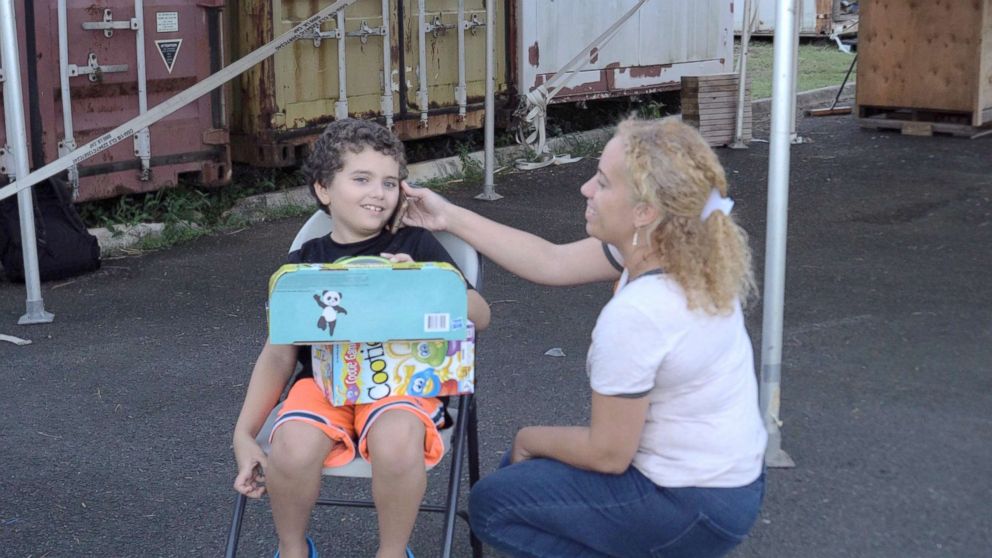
[1,0,54,324]
[417,0,429,125]
[730,0,753,149]
[134,0,152,180]
[455,0,467,118]
[57,0,79,197]
[335,9,348,119]
[789,3,807,144]
[759,0,797,468]
[380,0,393,128]
[475,0,500,201]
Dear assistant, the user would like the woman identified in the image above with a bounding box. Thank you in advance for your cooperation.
[401,117,767,558]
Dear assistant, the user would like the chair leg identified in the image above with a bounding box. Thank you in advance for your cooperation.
[467,399,483,558]
[224,493,248,558]
[468,398,481,488]
[440,396,471,558]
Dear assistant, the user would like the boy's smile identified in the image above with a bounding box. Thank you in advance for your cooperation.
[314,147,401,244]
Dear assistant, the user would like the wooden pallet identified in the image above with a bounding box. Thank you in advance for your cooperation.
[681,74,752,147]
[858,106,992,139]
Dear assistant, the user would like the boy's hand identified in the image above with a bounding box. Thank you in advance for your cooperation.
[400,181,449,231]
[233,435,268,498]
[380,252,414,263]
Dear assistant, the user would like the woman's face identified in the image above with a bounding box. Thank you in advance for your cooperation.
[580,137,638,246]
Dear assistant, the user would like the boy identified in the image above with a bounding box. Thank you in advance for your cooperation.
[232,119,490,558]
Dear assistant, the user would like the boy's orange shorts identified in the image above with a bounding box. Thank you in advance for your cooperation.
[271,378,446,468]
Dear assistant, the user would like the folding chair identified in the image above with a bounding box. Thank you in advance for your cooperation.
[224,211,483,558]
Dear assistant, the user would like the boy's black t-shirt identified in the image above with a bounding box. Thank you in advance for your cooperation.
[286,226,469,384]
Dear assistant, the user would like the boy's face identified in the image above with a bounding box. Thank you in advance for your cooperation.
[314,147,401,243]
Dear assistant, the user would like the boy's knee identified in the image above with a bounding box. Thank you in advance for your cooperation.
[367,413,426,472]
[268,424,328,475]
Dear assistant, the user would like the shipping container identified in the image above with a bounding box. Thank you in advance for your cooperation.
[1,0,231,202]
[7,1,744,193]
[228,0,509,167]
[733,0,857,37]
[856,0,992,129]
[517,0,733,104]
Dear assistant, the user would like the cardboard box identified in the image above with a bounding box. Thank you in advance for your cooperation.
[268,260,469,344]
[313,323,475,405]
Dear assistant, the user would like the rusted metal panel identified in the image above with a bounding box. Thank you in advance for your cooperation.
[517,0,733,105]
[230,0,509,167]
[1,0,231,202]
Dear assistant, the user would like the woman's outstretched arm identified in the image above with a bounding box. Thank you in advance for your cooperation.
[401,182,621,287]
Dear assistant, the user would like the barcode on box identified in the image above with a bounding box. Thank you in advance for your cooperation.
[424,313,451,332]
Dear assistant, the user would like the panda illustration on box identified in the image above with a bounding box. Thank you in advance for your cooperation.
[313,290,348,336]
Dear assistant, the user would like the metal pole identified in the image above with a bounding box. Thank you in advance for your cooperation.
[730,0,752,149]
[455,0,467,118]
[0,0,54,325]
[417,0,429,125]
[335,9,348,120]
[759,0,796,468]
[475,0,500,201]
[789,2,806,144]
[134,0,152,180]
[380,0,393,128]
[57,0,79,198]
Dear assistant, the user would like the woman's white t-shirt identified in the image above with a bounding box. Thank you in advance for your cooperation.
[587,256,767,488]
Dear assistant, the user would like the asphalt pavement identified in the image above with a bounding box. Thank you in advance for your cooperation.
[1,113,990,557]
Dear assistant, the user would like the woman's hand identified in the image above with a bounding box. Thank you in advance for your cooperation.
[511,427,536,464]
[400,181,450,231]
[232,434,268,498]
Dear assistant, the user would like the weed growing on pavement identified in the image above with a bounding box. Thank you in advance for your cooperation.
[77,165,311,252]
[456,143,485,184]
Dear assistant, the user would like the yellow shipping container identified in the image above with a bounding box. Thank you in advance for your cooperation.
[228,0,509,167]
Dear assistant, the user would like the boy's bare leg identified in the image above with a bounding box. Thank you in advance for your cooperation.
[267,421,333,558]
[367,411,428,558]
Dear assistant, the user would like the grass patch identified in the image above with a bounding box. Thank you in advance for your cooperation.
[741,38,856,99]
[77,166,311,252]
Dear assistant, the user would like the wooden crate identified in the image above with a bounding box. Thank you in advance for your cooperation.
[681,74,752,147]
[856,0,992,130]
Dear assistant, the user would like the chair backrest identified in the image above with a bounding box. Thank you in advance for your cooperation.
[288,210,481,289]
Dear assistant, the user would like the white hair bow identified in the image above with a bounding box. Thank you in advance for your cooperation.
[700,188,734,221]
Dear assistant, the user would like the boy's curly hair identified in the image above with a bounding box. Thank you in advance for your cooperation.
[618,117,756,315]
[301,119,408,213]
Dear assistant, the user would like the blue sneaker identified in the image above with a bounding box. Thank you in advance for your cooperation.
[406,548,415,558]
[274,535,318,558]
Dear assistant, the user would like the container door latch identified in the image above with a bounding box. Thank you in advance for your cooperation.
[0,147,14,182]
[68,53,129,83]
[81,9,139,38]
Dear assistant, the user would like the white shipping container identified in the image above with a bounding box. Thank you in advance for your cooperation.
[733,0,831,36]
[517,0,733,103]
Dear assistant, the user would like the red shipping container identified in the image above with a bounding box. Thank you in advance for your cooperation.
[1,0,230,202]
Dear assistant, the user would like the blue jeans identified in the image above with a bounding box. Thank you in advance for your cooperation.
[469,456,765,558]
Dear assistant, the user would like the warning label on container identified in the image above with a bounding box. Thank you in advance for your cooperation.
[155,39,183,74]
[156,12,179,33]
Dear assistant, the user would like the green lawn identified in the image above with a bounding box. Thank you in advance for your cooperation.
[740,38,857,100]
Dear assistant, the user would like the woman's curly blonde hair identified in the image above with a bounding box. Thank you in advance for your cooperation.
[618,117,756,314]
